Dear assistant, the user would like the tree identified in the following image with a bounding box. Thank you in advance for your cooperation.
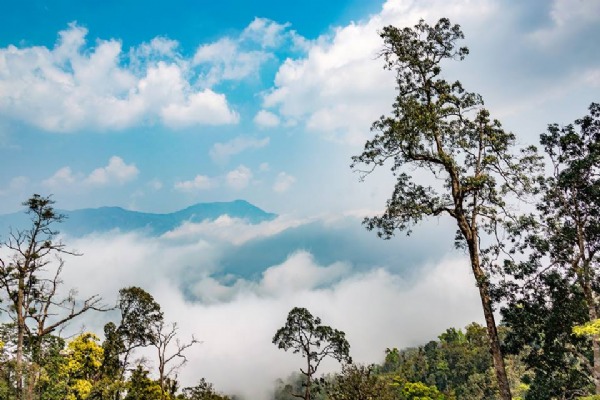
[324,364,395,400]
[500,103,600,397]
[59,333,104,400]
[151,321,198,399]
[123,365,163,400]
[179,378,231,400]
[273,307,351,400]
[399,381,446,400]
[115,286,164,378]
[351,19,540,400]
[0,195,107,400]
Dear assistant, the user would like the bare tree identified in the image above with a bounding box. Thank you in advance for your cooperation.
[0,194,108,400]
[151,321,199,399]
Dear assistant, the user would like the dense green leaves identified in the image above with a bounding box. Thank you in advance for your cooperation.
[500,103,600,398]
[352,18,542,400]
[273,307,351,400]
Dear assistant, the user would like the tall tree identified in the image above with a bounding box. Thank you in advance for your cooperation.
[150,321,198,399]
[351,19,540,400]
[273,307,351,400]
[0,195,107,400]
[115,286,164,379]
[500,102,600,397]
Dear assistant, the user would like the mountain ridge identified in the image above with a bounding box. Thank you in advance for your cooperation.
[0,199,276,237]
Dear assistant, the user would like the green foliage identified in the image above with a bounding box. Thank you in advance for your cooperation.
[324,364,395,400]
[117,286,164,352]
[124,365,164,400]
[376,324,533,400]
[273,307,351,400]
[352,18,541,400]
[500,103,600,399]
[179,378,231,400]
[399,381,445,400]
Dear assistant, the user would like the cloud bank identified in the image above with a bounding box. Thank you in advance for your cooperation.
[52,214,482,399]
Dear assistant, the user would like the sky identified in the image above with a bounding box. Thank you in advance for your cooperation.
[1,0,600,398]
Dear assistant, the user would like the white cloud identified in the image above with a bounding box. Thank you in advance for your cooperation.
[260,0,503,144]
[259,162,270,172]
[0,24,238,132]
[241,17,291,49]
[43,167,77,188]
[160,89,239,127]
[0,176,29,197]
[531,0,600,45]
[209,136,270,164]
[226,165,253,190]
[191,17,308,88]
[253,109,281,128]
[84,156,139,186]
[258,251,349,296]
[148,179,163,191]
[273,172,296,193]
[193,38,272,87]
[58,226,482,400]
[174,175,215,192]
[162,214,310,245]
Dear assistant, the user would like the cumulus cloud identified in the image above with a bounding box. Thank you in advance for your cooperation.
[241,18,292,49]
[253,110,281,128]
[193,17,302,87]
[193,38,272,87]
[273,172,296,193]
[43,167,77,188]
[0,23,238,132]
[226,165,253,190]
[262,15,397,144]
[210,136,270,164]
[41,157,138,191]
[160,89,239,127]
[261,0,599,144]
[174,175,215,192]
[84,156,139,186]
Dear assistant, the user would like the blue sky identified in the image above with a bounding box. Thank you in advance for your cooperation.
[1,0,599,217]
[1,2,600,397]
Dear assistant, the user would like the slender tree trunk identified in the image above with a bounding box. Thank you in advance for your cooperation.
[16,272,25,400]
[305,355,311,400]
[467,238,512,400]
[582,275,600,393]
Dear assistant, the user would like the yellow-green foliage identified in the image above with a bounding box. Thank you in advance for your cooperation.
[573,319,600,337]
[400,381,446,400]
[60,332,104,399]
[66,380,93,400]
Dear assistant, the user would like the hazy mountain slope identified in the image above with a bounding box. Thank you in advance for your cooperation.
[0,200,276,237]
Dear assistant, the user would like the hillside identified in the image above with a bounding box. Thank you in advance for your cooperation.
[0,200,276,237]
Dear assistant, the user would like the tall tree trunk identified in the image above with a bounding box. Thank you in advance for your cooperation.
[581,272,600,393]
[305,355,311,400]
[16,272,24,400]
[468,238,512,400]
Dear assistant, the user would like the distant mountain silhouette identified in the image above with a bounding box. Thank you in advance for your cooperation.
[0,200,276,237]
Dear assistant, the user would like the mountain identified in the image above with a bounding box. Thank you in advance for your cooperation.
[0,200,276,237]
